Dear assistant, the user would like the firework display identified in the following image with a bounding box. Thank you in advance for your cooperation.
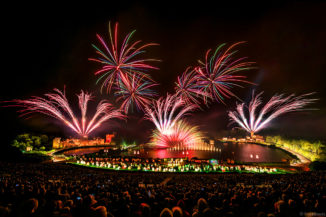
[150,120,203,148]
[175,67,209,105]
[194,42,255,104]
[145,94,197,136]
[115,73,158,114]
[228,91,316,136]
[5,21,319,151]
[89,22,159,93]
[9,88,124,137]
[145,94,203,148]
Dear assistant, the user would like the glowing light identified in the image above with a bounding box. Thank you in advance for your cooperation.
[150,121,204,148]
[228,91,316,135]
[115,73,158,113]
[145,94,202,148]
[8,88,125,137]
[195,42,255,104]
[175,67,209,105]
[145,94,197,136]
[89,22,159,93]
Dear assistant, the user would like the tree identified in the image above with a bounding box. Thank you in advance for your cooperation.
[40,135,48,144]
[11,133,52,151]
[32,136,41,148]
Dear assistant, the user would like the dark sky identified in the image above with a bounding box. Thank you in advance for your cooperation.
[1,1,326,144]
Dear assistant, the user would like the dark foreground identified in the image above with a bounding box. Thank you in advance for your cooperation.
[0,162,325,217]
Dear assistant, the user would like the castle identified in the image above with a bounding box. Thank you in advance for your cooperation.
[52,134,116,149]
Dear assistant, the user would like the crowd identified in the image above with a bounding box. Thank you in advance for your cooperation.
[0,162,325,217]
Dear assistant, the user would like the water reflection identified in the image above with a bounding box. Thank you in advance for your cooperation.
[62,142,294,163]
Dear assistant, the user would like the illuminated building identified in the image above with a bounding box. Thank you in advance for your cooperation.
[106,133,115,144]
[53,137,63,149]
[52,134,115,149]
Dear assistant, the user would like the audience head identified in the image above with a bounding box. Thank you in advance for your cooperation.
[160,208,173,217]
[197,198,208,213]
[172,206,183,217]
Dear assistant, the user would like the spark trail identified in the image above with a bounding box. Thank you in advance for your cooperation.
[8,88,124,137]
[90,22,159,93]
[228,91,316,136]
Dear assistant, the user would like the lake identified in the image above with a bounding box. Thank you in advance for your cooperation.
[61,142,295,163]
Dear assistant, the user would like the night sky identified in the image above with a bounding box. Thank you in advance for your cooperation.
[1,1,326,145]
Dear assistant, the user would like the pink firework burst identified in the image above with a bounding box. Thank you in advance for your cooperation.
[89,22,159,93]
[175,67,209,105]
[8,88,125,137]
[228,91,317,136]
[115,72,158,114]
[150,121,203,148]
[145,94,198,136]
[195,42,255,104]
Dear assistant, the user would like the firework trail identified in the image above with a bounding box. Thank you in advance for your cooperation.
[195,42,255,104]
[8,88,124,137]
[228,91,316,136]
[115,73,158,114]
[78,91,92,134]
[89,22,159,93]
[150,121,203,148]
[145,94,197,136]
[175,67,209,105]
